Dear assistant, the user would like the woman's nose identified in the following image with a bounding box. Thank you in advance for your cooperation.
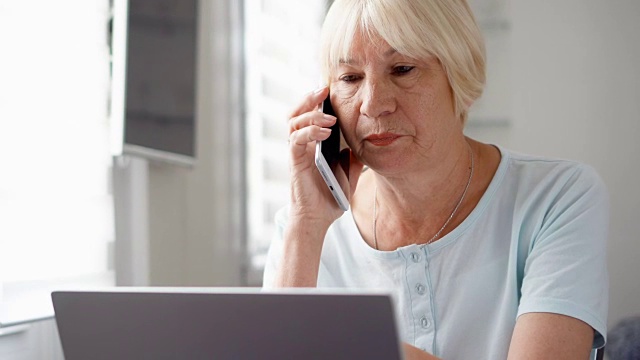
[359,79,396,119]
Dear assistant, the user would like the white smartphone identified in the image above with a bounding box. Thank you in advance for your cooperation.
[315,95,350,211]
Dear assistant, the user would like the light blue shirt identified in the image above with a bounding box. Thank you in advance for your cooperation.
[264,146,609,359]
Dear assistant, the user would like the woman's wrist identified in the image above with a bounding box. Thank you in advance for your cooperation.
[288,208,335,230]
[274,220,329,287]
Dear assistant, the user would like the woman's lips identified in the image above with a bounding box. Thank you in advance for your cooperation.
[365,133,402,146]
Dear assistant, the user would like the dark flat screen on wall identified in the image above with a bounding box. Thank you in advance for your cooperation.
[124,0,198,161]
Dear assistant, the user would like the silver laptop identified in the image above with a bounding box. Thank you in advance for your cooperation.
[51,288,403,360]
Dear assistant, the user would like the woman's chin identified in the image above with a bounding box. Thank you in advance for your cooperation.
[364,154,413,175]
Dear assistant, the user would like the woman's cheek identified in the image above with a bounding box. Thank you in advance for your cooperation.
[334,103,358,131]
[330,85,360,143]
[340,127,359,152]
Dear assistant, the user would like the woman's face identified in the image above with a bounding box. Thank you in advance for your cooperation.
[330,33,461,173]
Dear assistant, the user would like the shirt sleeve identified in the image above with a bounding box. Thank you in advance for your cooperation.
[517,163,609,349]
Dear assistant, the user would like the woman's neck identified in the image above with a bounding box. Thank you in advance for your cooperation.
[353,138,498,250]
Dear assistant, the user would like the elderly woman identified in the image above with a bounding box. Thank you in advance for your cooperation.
[263,0,609,359]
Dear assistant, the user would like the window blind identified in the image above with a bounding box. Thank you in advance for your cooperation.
[244,0,327,284]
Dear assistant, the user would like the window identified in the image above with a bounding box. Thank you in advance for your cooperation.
[0,1,114,326]
[244,0,328,285]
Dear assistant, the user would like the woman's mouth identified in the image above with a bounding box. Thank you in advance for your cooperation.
[365,133,402,146]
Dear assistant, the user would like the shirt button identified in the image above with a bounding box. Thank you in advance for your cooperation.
[420,316,430,329]
[410,252,421,263]
[415,283,426,295]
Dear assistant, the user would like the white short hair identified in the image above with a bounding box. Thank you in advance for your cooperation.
[321,0,486,123]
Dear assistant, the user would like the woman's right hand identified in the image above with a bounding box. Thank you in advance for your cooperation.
[287,86,362,228]
[274,86,363,287]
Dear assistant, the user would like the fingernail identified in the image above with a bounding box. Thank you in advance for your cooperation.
[314,85,327,94]
[323,114,336,122]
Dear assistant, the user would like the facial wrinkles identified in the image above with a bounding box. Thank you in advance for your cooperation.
[343,73,396,149]
[348,64,428,148]
[332,36,456,166]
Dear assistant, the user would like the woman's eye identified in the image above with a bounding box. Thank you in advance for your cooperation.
[392,66,415,75]
[339,74,360,83]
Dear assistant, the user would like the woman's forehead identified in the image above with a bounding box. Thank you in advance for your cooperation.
[339,47,398,66]
[337,32,400,64]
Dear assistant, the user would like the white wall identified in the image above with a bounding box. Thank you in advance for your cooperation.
[466,0,640,329]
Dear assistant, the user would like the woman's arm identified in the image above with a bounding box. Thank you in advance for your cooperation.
[271,86,363,288]
[402,343,441,360]
[401,313,593,360]
[507,313,593,360]
[273,218,329,287]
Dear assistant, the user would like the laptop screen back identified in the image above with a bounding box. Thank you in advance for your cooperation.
[52,289,402,360]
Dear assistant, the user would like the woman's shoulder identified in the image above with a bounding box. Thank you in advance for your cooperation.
[497,146,604,186]
[492,145,609,207]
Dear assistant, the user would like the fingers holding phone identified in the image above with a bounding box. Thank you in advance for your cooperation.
[287,87,334,167]
[314,95,349,211]
[313,92,364,213]
[286,87,344,222]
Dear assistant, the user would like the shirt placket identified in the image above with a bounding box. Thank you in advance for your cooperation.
[403,246,436,354]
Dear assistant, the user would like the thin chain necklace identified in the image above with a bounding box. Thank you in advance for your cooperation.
[372,143,474,250]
